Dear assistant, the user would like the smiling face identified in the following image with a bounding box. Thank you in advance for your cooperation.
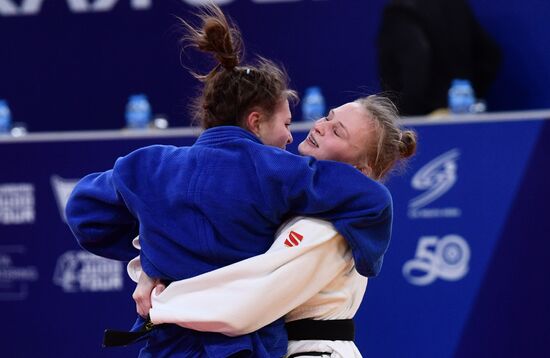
[298,102,378,172]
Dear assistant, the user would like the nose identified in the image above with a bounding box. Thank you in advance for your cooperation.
[287,131,293,144]
[313,119,326,135]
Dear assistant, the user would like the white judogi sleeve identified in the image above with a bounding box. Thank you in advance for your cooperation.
[127,217,351,336]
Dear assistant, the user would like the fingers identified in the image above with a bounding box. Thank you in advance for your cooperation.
[153,283,167,296]
[132,285,151,318]
[133,271,158,318]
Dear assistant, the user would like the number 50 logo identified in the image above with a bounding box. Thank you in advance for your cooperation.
[403,235,470,286]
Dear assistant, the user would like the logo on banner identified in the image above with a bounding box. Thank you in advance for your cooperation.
[53,251,124,292]
[408,149,461,219]
[0,183,35,225]
[0,246,39,301]
[0,0,302,16]
[50,175,80,223]
[402,235,470,286]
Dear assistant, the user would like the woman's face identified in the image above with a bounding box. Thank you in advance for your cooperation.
[256,99,293,149]
[298,102,377,168]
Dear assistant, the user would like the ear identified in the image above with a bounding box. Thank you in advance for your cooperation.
[245,111,262,136]
[355,164,373,178]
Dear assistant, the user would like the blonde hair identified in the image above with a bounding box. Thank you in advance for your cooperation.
[356,95,417,180]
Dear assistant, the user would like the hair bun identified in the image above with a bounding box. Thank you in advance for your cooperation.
[180,3,242,73]
[202,20,240,70]
[399,130,417,159]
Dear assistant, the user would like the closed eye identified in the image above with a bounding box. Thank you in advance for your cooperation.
[325,109,335,121]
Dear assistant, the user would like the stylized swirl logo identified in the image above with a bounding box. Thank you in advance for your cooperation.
[409,149,460,210]
[403,235,470,286]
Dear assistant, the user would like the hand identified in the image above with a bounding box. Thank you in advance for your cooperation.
[132,271,166,318]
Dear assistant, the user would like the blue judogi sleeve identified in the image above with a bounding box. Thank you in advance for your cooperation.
[252,148,393,277]
[66,169,140,261]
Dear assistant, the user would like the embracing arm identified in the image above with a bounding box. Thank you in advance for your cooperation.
[258,151,393,277]
[132,219,350,336]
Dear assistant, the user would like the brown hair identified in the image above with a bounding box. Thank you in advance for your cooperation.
[356,95,417,180]
[179,4,297,129]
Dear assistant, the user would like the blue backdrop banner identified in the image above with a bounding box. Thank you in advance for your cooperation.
[1,111,550,357]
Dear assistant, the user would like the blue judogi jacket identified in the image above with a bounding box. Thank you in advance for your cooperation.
[66,126,393,357]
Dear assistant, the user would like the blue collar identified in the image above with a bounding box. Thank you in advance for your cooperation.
[195,126,261,146]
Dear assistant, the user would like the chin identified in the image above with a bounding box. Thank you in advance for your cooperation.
[297,142,309,156]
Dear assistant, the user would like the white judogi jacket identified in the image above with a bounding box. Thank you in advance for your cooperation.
[128,217,367,358]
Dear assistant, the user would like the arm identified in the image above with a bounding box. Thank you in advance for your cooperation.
[134,218,351,336]
[65,169,139,261]
[65,145,173,261]
[257,151,393,277]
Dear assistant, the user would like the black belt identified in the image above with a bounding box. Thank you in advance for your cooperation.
[104,318,355,347]
[285,319,355,341]
[103,319,158,347]
[287,353,331,358]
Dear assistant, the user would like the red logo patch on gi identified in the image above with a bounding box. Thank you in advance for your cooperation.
[284,231,304,247]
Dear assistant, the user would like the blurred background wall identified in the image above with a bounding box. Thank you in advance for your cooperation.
[2,2,550,357]
[1,0,549,132]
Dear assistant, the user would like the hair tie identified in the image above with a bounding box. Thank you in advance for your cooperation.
[246,68,251,75]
